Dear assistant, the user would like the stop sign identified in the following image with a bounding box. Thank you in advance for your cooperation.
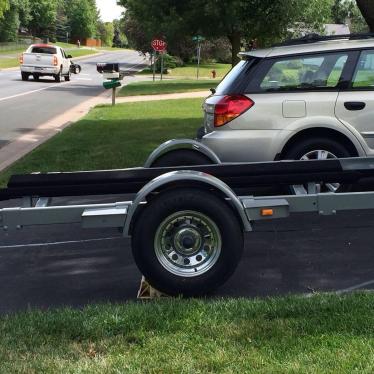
[152,39,167,52]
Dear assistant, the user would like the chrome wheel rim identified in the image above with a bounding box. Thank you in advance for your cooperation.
[292,149,340,195]
[154,210,222,277]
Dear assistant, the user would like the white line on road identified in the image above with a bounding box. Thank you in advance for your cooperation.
[0,236,123,250]
[76,78,93,81]
[0,81,70,103]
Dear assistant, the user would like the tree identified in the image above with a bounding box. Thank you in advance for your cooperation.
[0,0,30,42]
[27,0,58,39]
[65,0,98,40]
[98,21,114,47]
[331,0,367,32]
[119,0,332,66]
[0,0,9,19]
[356,0,374,31]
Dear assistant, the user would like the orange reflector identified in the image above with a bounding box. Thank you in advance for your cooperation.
[261,209,274,217]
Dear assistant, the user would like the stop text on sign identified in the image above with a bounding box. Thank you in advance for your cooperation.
[152,39,167,52]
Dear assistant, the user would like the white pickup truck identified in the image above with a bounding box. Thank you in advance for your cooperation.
[20,44,72,82]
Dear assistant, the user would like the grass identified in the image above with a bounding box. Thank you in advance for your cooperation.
[119,79,217,96]
[1,293,374,373]
[0,57,20,69]
[0,98,204,186]
[170,63,231,79]
[139,62,231,79]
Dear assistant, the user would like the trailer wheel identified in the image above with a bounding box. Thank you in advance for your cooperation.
[131,188,244,296]
[151,149,213,167]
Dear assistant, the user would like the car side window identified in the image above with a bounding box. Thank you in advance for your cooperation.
[258,53,348,92]
[352,50,374,88]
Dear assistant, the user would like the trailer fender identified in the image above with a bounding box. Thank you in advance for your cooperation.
[143,139,221,168]
[123,170,251,237]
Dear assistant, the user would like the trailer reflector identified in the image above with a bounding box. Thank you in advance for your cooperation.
[261,208,274,216]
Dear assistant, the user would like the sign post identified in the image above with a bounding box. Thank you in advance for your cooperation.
[192,35,205,80]
[151,39,167,81]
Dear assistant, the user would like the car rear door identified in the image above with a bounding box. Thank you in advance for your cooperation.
[335,49,374,152]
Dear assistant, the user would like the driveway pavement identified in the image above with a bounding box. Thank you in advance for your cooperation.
[1,194,373,315]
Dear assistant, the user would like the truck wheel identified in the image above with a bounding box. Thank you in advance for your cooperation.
[131,188,244,296]
[151,149,213,167]
[21,72,29,81]
[33,74,39,81]
[55,69,62,83]
[283,137,352,194]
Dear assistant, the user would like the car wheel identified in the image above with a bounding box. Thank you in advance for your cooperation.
[21,72,29,81]
[131,188,244,296]
[283,137,352,194]
[151,149,213,167]
[55,69,62,82]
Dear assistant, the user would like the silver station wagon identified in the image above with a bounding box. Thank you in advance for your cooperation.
[148,34,374,193]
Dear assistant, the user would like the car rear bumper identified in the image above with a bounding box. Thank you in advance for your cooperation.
[20,66,59,75]
[200,129,293,162]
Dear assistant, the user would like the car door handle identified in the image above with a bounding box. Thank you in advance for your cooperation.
[344,101,366,111]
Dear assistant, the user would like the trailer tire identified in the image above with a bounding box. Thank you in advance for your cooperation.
[151,149,213,167]
[131,188,244,296]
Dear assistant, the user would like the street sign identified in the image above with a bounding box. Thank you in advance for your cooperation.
[152,39,167,52]
[192,35,205,42]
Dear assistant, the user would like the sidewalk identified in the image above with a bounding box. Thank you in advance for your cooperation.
[114,90,209,104]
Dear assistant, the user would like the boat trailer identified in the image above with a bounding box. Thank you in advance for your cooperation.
[1,157,374,296]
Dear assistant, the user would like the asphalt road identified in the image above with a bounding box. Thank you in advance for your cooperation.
[0,50,147,146]
[1,193,374,315]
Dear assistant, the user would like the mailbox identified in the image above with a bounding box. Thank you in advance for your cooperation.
[103,80,122,90]
[97,63,120,74]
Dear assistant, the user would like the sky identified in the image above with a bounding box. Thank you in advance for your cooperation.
[96,0,124,22]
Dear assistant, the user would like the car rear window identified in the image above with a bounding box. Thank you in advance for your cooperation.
[215,57,260,95]
[31,47,57,54]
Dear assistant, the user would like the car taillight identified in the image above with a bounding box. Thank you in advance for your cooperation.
[19,54,23,64]
[53,55,58,66]
[214,95,254,127]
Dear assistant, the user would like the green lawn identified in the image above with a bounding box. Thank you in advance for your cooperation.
[140,62,231,79]
[0,57,19,69]
[1,293,373,373]
[170,63,231,79]
[119,79,217,96]
[0,98,203,186]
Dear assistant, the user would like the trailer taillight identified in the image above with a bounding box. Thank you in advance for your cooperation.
[53,55,58,66]
[19,54,23,65]
[214,95,254,127]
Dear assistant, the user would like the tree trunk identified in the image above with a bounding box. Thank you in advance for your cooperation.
[357,0,374,32]
[228,32,241,67]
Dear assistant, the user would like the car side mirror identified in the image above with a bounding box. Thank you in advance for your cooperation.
[67,55,72,59]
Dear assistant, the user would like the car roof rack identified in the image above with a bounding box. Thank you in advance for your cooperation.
[273,33,374,47]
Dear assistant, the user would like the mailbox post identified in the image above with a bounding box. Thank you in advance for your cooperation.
[97,63,122,106]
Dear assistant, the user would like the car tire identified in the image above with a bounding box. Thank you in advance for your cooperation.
[21,72,29,81]
[33,74,39,81]
[151,149,213,168]
[55,69,62,83]
[283,137,352,193]
[131,188,244,296]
